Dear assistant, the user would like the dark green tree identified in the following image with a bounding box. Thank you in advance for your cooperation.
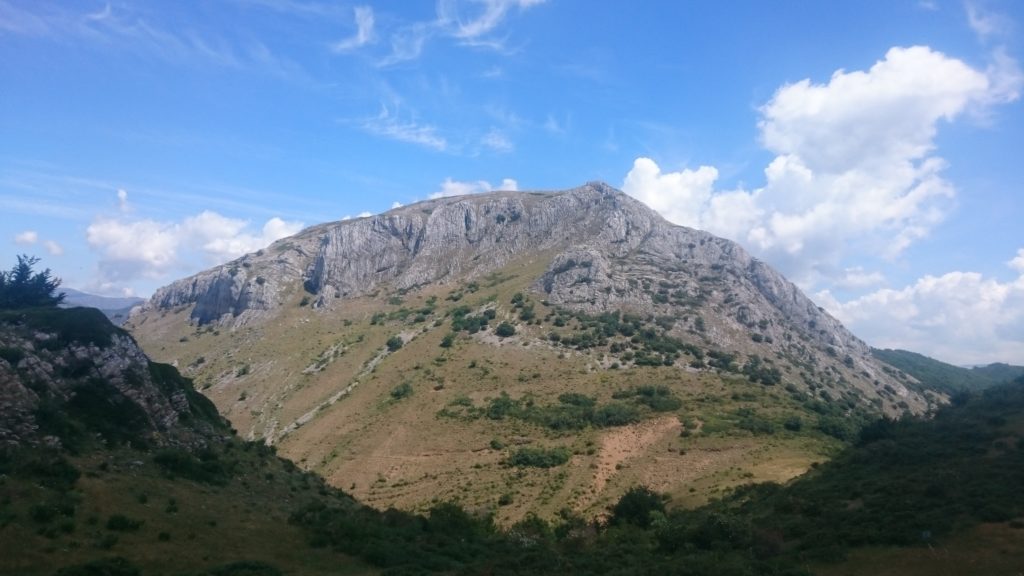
[0,255,65,309]
[609,486,665,528]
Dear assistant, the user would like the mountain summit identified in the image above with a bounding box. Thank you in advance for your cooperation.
[128,183,939,521]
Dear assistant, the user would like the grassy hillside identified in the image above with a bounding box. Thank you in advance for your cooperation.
[285,378,1024,575]
[130,263,885,524]
[0,443,372,576]
[872,348,1024,395]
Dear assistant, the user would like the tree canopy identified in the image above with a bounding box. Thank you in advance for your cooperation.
[0,255,65,309]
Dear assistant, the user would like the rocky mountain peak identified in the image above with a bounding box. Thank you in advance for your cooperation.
[134,183,936,416]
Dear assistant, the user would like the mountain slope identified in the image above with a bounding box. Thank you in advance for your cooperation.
[0,306,372,575]
[872,347,1024,395]
[127,183,940,521]
[62,288,144,326]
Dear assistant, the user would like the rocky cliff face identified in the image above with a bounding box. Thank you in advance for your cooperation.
[134,182,933,414]
[0,307,224,450]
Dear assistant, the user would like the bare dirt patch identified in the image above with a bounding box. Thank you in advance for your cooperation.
[578,415,682,509]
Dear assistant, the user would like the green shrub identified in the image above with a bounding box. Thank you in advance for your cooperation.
[390,382,413,400]
[495,322,516,337]
[153,448,230,485]
[106,514,143,532]
[386,336,403,351]
[508,447,571,468]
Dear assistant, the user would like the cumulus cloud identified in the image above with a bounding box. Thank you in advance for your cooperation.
[622,158,719,229]
[332,5,375,52]
[624,45,1019,287]
[816,253,1024,365]
[85,209,303,286]
[13,230,62,256]
[14,230,38,245]
[1009,248,1024,273]
[430,177,518,199]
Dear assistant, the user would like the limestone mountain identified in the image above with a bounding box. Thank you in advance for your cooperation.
[127,182,941,522]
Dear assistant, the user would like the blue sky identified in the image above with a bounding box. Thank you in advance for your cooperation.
[2,0,1023,365]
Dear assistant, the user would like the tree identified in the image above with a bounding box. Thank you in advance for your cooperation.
[0,255,65,309]
[609,486,665,528]
[495,322,516,337]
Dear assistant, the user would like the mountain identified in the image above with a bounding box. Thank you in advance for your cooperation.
[872,348,1024,396]
[126,183,941,522]
[62,288,145,326]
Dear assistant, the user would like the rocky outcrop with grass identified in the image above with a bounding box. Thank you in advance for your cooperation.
[0,307,224,450]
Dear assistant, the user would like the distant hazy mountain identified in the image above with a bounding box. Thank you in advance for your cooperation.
[61,287,144,325]
[872,347,1024,395]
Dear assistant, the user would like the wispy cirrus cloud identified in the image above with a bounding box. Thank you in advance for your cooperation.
[966,1,1011,42]
[481,128,513,152]
[0,1,305,79]
[375,0,545,66]
[356,105,448,151]
[332,5,375,53]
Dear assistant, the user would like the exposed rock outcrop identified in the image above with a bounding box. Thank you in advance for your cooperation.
[0,307,224,449]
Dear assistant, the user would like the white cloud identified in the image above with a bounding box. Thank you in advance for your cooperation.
[438,0,545,40]
[117,188,129,211]
[481,128,513,152]
[379,0,545,65]
[359,105,447,151]
[43,240,63,256]
[430,177,518,199]
[12,228,63,257]
[834,267,886,290]
[85,211,302,286]
[624,45,1019,287]
[14,230,38,245]
[817,253,1024,365]
[391,201,403,209]
[966,2,1009,42]
[1009,248,1024,273]
[622,158,719,229]
[332,5,375,52]
[357,211,372,218]
[543,113,567,135]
